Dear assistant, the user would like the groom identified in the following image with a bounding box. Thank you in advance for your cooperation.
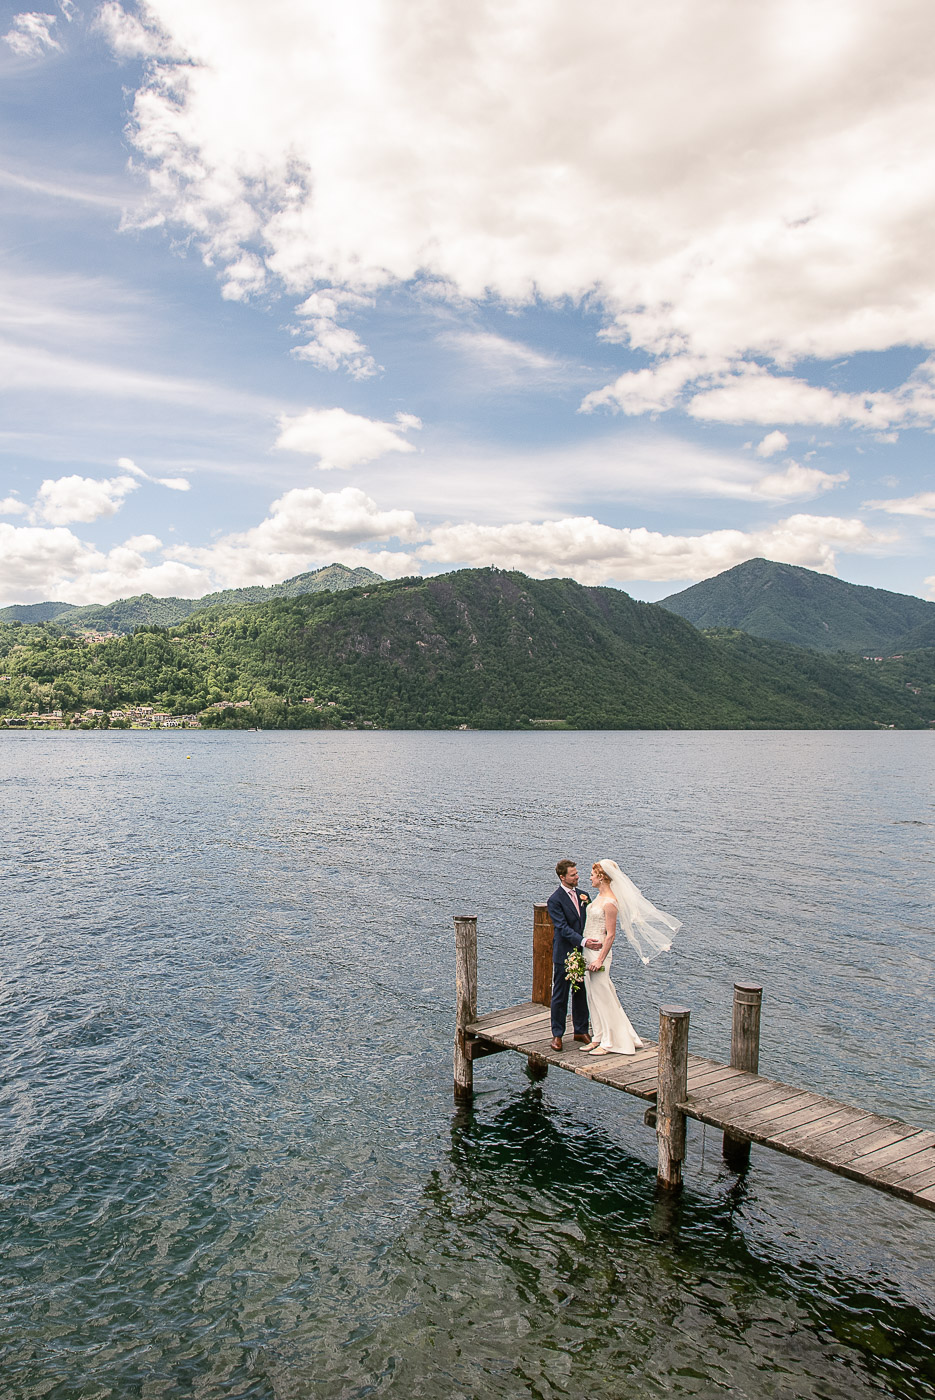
[547,859,602,1051]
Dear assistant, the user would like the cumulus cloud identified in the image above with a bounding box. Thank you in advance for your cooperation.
[274,406,421,469]
[0,522,211,607]
[0,481,892,604]
[419,513,891,586]
[0,496,29,516]
[33,473,139,525]
[755,431,789,458]
[3,11,60,58]
[170,486,421,587]
[293,288,379,377]
[863,490,935,518]
[111,1,935,424]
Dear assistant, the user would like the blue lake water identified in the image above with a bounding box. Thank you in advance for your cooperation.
[1,729,934,1398]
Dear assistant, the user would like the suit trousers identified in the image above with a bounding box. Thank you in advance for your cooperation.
[550,962,590,1038]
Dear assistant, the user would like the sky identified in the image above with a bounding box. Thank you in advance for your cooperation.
[1,0,934,607]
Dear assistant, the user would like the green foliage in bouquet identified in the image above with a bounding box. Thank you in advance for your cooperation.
[565,947,586,992]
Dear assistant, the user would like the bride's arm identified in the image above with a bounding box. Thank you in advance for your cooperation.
[590,902,617,971]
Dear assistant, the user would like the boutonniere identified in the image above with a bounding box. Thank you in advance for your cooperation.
[579,892,590,905]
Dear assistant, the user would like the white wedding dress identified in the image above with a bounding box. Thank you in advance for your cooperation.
[582,896,644,1055]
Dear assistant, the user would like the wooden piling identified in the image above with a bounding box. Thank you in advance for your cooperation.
[656,1006,690,1192]
[454,915,478,1105]
[528,903,554,1080]
[723,982,763,1169]
[532,903,553,1005]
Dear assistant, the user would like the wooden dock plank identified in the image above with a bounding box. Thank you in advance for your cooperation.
[465,1000,933,1209]
[871,1145,935,1186]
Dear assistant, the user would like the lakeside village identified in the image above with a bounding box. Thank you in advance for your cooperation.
[0,695,359,731]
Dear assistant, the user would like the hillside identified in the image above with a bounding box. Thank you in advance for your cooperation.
[1,568,933,730]
[0,563,383,633]
[659,558,935,653]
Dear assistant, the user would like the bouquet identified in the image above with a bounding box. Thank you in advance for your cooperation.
[564,947,586,992]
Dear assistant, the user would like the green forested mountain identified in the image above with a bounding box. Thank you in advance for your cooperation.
[2,568,933,730]
[0,563,383,633]
[659,558,935,654]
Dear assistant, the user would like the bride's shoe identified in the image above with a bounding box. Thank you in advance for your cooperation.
[588,1045,609,1055]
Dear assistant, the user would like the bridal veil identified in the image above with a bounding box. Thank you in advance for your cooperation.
[597,858,681,964]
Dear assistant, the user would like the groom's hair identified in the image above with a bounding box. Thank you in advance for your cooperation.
[555,858,576,879]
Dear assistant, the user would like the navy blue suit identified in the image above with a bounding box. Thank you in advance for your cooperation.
[546,884,591,1039]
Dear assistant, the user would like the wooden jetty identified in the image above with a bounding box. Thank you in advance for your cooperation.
[453,909,935,1211]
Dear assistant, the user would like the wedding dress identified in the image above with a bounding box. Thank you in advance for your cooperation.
[582,896,644,1055]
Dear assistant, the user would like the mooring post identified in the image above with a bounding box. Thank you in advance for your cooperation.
[453,915,478,1105]
[656,1006,690,1192]
[532,903,553,1006]
[528,903,553,1080]
[722,981,763,1169]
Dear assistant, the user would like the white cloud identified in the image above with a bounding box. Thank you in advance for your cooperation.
[94,2,176,58]
[111,1,935,427]
[442,331,564,383]
[755,430,789,458]
[170,485,421,587]
[3,12,59,58]
[0,522,211,607]
[419,513,892,586]
[33,473,139,525]
[753,462,848,501]
[274,406,421,469]
[863,491,935,518]
[117,456,191,490]
[123,534,162,552]
[0,496,29,516]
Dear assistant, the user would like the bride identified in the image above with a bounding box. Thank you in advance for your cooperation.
[580,859,681,1057]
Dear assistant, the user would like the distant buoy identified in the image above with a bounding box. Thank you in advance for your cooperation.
[186,756,192,759]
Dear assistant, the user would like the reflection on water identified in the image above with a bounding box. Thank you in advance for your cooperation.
[0,730,933,1397]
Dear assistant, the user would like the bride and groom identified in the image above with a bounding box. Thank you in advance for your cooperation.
[546,857,681,1055]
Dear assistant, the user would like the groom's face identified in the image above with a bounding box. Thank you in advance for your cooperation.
[563,865,579,888]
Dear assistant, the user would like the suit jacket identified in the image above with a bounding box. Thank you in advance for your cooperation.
[546,884,591,966]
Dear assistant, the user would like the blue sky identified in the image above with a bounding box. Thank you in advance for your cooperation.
[1,0,934,606]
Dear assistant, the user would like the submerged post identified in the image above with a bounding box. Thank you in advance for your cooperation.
[454,915,478,1105]
[656,1006,690,1192]
[723,982,762,1169]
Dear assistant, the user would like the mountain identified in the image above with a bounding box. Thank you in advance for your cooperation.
[658,558,935,653]
[0,600,80,624]
[0,563,384,633]
[2,568,933,730]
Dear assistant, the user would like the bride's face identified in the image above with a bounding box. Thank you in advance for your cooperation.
[590,865,601,888]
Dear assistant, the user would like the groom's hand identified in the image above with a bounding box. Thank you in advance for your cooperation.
[585,938,602,949]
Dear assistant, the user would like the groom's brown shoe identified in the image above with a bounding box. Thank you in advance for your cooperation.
[550,1036,563,1051]
[573,1033,592,1045]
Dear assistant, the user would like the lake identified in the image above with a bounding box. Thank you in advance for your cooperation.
[1,729,933,1398]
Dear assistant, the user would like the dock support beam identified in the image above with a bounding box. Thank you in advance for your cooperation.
[529,903,553,1081]
[723,982,762,1169]
[454,915,478,1105]
[656,1006,690,1192]
[532,903,553,1006]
